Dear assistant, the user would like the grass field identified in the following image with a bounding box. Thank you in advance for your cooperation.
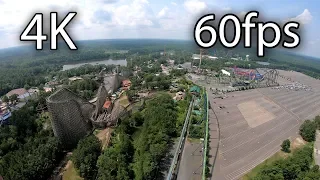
[119,95,130,107]
[241,137,308,180]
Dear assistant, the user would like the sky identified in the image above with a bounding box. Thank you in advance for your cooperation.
[0,0,319,57]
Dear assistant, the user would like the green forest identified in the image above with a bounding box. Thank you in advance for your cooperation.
[70,93,182,180]
[0,91,64,180]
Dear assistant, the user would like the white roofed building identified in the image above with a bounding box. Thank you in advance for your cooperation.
[221,69,230,76]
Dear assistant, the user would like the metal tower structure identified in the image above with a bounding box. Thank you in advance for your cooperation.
[198,48,207,70]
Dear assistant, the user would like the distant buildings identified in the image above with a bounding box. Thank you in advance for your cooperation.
[44,87,53,92]
[45,81,60,87]
[167,59,175,66]
[122,79,131,90]
[207,56,218,60]
[103,100,113,114]
[192,54,201,60]
[231,57,240,61]
[192,54,218,60]
[161,64,170,75]
[190,86,201,95]
[0,105,11,125]
[173,91,185,101]
[68,76,83,82]
[221,69,231,76]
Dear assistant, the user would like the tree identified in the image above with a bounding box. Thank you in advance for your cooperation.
[72,135,101,180]
[24,84,31,90]
[132,93,177,179]
[2,96,9,103]
[299,120,317,142]
[38,84,45,91]
[127,90,136,102]
[0,136,63,180]
[9,94,19,103]
[314,115,320,130]
[254,145,314,179]
[97,132,133,180]
[281,139,291,153]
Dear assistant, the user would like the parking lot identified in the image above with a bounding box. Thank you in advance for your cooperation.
[209,70,320,180]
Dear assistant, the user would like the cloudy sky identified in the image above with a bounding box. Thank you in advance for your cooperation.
[0,0,319,57]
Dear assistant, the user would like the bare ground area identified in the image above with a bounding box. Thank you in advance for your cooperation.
[95,127,113,150]
[62,160,83,180]
[237,99,276,128]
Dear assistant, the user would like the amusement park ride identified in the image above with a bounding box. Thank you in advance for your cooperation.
[194,47,279,87]
[233,66,263,81]
[211,66,279,87]
[232,66,279,86]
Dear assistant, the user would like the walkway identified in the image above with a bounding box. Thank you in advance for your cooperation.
[177,140,203,180]
[207,92,224,179]
[167,98,194,180]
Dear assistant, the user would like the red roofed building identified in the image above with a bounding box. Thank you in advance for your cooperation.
[103,100,113,114]
[6,88,30,100]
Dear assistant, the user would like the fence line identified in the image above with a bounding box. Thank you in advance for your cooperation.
[202,92,209,180]
[166,96,194,180]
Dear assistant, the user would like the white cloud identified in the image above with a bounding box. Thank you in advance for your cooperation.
[157,6,169,18]
[184,0,207,15]
[290,9,312,25]
[171,2,177,6]
[111,0,155,26]
[0,0,102,33]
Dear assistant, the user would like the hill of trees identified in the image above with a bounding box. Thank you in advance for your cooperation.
[0,92,64,180]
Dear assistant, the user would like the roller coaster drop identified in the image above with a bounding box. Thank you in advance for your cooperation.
[216,68,279,87]
[257,69,279,86]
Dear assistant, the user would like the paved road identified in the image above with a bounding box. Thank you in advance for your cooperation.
[177,140,203,180]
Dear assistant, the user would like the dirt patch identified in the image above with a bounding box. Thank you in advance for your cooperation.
[291,137,306,150]
[95,128,113,150]
[64,160,72,170]
[62,160,83,180]
[238,99,275,128]
[279,137,307,158]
